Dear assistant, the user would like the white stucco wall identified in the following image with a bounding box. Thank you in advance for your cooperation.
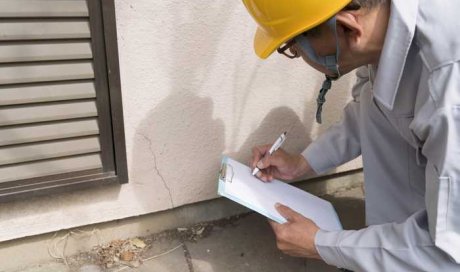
[0,0,360,242]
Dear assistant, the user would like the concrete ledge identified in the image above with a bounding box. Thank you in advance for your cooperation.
[0,170,363,271]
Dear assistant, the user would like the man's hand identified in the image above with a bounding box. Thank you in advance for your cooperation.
[251,145,315,182]
[269,203,321,259]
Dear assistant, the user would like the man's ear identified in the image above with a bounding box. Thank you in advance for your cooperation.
[336,11,364,51]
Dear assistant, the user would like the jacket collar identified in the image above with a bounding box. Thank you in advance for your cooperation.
[372,0,419,110]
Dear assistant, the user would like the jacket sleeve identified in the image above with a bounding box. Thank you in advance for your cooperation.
[301,67,369,174]
[314,64,460,271]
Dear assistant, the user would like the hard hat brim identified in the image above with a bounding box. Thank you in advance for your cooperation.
[254,27,279,59]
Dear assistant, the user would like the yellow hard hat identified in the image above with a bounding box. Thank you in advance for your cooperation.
[242,0,352,59]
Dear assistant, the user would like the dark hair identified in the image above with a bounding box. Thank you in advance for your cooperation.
[349,0,387,9]
[303,0,387,38]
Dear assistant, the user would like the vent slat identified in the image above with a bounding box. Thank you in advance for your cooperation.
[0,153,102,183]
[0,41,93,63]
[0,0,89,17]
[0,136,100,166]
[0,100,98,126]
[0,81,96,106]
[0,19,90,41]
[0,119,99,146]
[0,61,94,85]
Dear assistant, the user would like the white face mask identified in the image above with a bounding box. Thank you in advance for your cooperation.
[294,16,341,78]
[294,16,341,124]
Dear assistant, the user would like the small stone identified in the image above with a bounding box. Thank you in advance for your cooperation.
[130,238,146,249]
[195,226,205,236]
[120,251,135,262]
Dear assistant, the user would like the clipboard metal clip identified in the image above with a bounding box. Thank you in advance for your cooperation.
[219,162,234,183]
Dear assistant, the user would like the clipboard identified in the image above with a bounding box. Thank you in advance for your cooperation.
[218,156,342,231]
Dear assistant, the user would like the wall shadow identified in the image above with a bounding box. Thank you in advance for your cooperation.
[226,106,311,176]
[131,93,225,208]
[129,1,241,210]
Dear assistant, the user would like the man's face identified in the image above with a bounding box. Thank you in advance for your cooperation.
[286,24,355,76]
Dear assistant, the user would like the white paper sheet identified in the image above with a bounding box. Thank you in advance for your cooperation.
[218,157,342,231]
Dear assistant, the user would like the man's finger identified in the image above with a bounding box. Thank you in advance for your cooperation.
[259,155,274,171]
[256,171,269,183]
[251,147,263,169]
[266,167,274,182]
[252,144,272,169]
[268,219,282,232]
[257,145,274,169]
[275,203,301,222]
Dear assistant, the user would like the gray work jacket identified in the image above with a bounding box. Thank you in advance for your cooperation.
[302,0,460,271]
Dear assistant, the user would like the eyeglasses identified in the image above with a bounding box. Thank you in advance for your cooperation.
[277,39,299,59]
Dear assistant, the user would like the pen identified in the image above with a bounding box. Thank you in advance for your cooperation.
[252,131,287,176]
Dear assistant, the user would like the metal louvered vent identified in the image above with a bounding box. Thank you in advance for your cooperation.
[0,0,127,200]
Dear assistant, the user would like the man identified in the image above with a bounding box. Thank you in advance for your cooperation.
[243,0,460,271]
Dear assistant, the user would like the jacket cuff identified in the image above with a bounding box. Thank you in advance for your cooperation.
[315,230,348,269]
[301,141,336,175]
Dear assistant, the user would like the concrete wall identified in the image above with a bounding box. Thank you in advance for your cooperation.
[0,0,360,243]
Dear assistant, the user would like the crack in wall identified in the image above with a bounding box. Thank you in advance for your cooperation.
[139,133,175,207]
